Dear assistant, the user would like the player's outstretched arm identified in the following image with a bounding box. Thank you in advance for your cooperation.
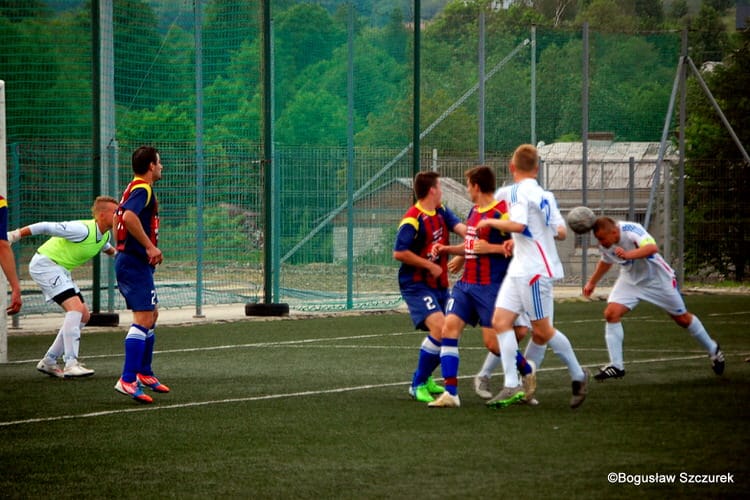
[583,261,613,297]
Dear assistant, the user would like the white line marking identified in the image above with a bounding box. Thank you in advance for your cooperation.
[0,354,726,428]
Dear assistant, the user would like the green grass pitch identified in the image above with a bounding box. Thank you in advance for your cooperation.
[1,294,748,499]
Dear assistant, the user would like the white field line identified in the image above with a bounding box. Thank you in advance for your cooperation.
[2,312,745,428]
[0,354,715,428]
[3,314,673,366]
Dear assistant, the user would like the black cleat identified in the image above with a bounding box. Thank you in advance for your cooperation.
[710,343,725,375]
[594,365,625,381]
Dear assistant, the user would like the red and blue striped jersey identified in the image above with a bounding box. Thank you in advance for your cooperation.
[394,202,461,289]
[0,196,8,240]
[115,177,159,262]
[461,200,511,285]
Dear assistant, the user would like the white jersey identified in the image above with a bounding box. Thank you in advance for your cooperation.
[506,178,564,280]
[599,221,675,286]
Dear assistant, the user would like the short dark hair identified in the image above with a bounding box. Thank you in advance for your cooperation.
[592,216,617,234]
[465,166,496,194]
[132,146,159,175]
[413,171,440,200]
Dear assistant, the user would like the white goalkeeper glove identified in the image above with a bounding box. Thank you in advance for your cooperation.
[7,229,21,244]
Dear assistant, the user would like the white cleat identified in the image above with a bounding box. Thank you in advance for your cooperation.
[474,375,493,399]
[63,360,95,378]
[36,359,63,378]
[427,391,461,408]
[522,360,537,403]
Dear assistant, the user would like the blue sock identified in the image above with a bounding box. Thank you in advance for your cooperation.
[516,350,532,375]
[141,328,156,376]
[440,338,460,395]
[412,335,441,387]
[122,324,148,382]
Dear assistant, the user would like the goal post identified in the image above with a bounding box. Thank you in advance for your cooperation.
[0,79,8,363]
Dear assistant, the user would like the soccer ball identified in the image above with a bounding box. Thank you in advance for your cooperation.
[566,206,596,234]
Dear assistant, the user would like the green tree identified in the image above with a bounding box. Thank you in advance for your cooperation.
[668,0,689,20]
[202,0,258,85]
[575,0,637,31]
[684,29,750,280]
[689,4,730,63]
[113,0,163,110]
[634,0,664,29]
[275,89,348,146]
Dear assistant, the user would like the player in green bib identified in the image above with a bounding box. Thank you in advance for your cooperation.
[9,196,118,378]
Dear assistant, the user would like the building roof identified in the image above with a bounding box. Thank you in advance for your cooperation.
[537,141,677,191]
[394,176,473,218]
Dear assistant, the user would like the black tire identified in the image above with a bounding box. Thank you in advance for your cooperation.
[245,303,290,317]
[87,312,120,327]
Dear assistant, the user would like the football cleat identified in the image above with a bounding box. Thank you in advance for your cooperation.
[473,375,493,400]
[486,385,525,409]
[710,344,725,375]
[137,373,171,393]
[521,359,537,402]
[115,378,153,404]
[424,376,445,394]
[36,359,64,379]
[594,365,625,381]
[408,384,435,403]
[427,391,461,408]
[570,369,590,409]
[63,360,95,378]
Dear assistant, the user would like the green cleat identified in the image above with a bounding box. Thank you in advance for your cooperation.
[408,384,435,403]
[486,385,525,409]
[424,376,445,395]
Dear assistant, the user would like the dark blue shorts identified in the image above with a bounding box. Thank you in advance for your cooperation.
[400,282,449,331]
[446,280,500,328]
[115,252,158,311]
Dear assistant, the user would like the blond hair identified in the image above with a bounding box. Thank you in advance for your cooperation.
[91,195,118,216]
[512,144,538,173]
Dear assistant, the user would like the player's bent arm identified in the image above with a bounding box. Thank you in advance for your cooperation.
[453,222,467,238]
[472,240,508,256]
[393,249,441,277]
[435,243,465,256]
[448,255,464,274]
[122,210,156,252]
[619,242,658,260]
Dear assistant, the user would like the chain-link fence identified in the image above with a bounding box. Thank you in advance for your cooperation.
[2,1,740,320]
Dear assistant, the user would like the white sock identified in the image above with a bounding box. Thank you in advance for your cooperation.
[496,330,519,387]
[61,311,83,366]
[605,322,625,369]
[45,331,65,362]
[548,329,585,381]
[524,341,547,369]
[686,315,717,353]
[478,352,501,378]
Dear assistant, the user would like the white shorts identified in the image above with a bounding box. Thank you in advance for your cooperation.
[29,253,80,304]
[608,274,687,316]
[495,275,554,322]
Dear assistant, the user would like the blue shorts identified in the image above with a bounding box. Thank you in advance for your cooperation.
[400,282,449,331]
[446,280,500,328]
[115,252,158,311]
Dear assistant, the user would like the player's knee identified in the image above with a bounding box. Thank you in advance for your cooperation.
[603,307,623,323]
[673,312,692,328]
